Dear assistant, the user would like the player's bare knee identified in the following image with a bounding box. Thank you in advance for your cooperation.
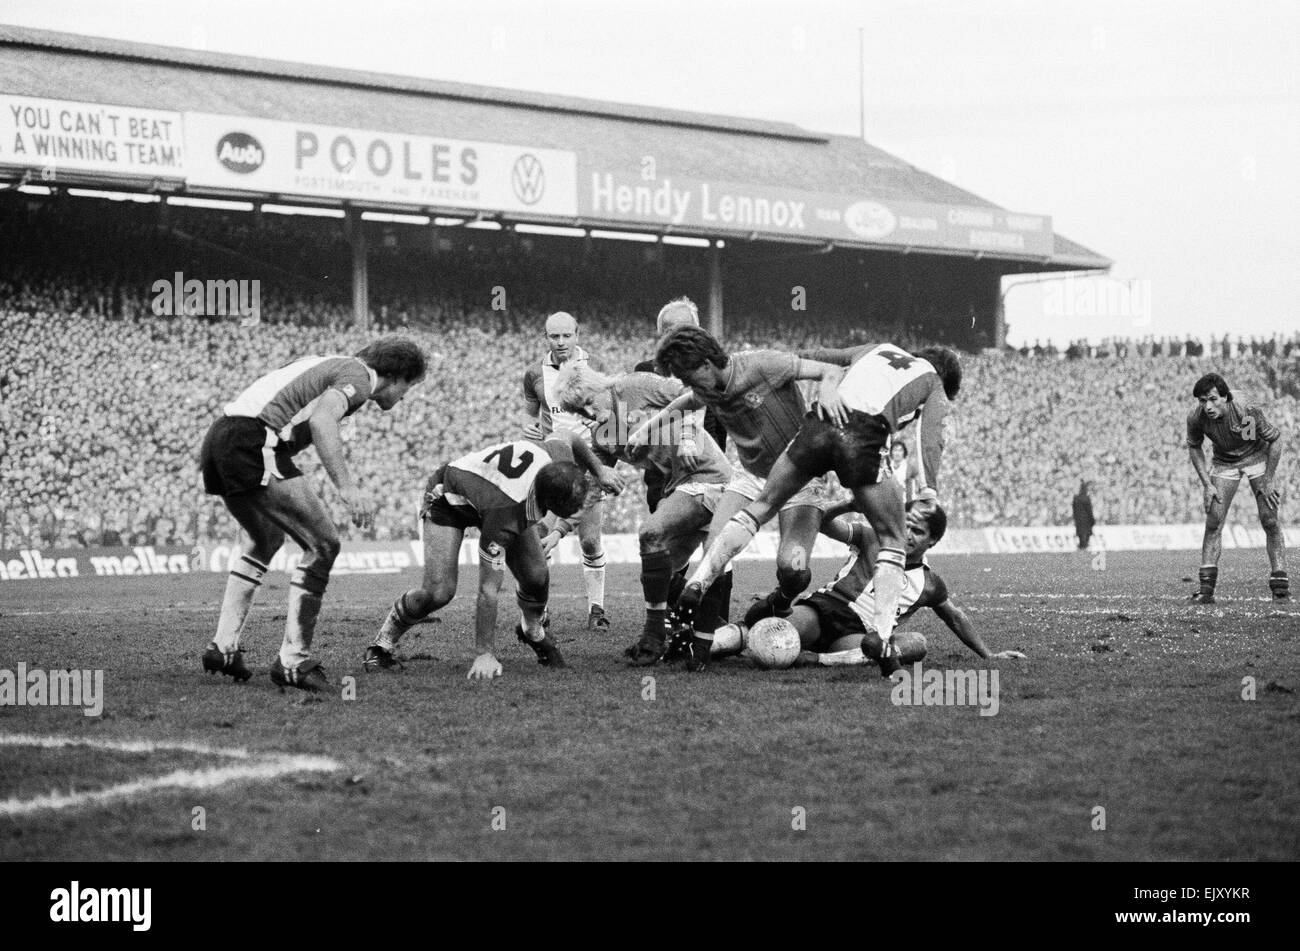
[638,524,668,554]
[1259,510,1280,532]
[308,532,342,566]
[405,588,441,618]
[1204,514,1225,534]
[431,580,460,609]
[249,534,284,564]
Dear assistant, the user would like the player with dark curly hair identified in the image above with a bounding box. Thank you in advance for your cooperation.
[628,325,851,668]
[1186,372,1288,602]
[199,336,428,692]
[667,341,962,676]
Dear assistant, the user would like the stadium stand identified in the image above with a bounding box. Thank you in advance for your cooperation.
[3,194,1298,549]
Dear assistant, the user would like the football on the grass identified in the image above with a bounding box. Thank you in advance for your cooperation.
[745,617,801,669]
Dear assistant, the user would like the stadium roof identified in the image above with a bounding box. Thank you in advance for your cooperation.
[0,25,1109,270]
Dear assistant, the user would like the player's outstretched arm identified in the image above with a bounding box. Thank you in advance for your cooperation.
[469,545,507,681]
[1258,436,1284,509]
[557,429,624,494]
[793,359,848,425]
[520,368,544,439]
[308,389,370,527]
[913,394,951,493]
[1188,447,1218,512]
[628,390,702,450]
[520,400,543,440]
[795,344,874,366]
[931,598,1023,660]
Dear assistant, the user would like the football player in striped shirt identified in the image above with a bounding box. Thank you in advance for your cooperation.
[554,362,732,662]
[520,312,611,631]
[718,499,1024,667]
[668,341,961,675]
[198,336,427,692]
[1186,372,1288,602]
[366,433,623,679]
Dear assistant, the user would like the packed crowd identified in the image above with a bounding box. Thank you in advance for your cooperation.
[4,302,1298,551]
[3,194,1298,550]
[1019,334,1300,360]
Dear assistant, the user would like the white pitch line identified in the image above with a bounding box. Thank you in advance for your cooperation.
[0,733,258,758]
[0,733,339,817]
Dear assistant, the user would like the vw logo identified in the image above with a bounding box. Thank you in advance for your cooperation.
[512,153,545,205]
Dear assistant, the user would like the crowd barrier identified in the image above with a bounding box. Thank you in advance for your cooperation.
[2,523,1296,583]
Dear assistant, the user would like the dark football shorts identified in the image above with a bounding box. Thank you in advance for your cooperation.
[200,416,302,496]
[785,410,891,489]
[419,464,481,530]
[800,591,869,651]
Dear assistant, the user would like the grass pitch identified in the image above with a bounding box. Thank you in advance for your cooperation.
[1,550,1297,861]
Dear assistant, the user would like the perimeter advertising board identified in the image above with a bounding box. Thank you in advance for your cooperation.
[183,112,577,216]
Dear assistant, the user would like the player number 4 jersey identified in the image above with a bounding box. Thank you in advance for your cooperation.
[838,344,942,430]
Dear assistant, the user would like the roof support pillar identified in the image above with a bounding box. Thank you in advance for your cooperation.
[994,289,1007,349]
[707,242,724,338]
[346,207,370,331]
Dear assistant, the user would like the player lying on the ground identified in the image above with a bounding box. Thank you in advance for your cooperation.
[199,336,428,693]
[664,340,962,676]
[740,417,920,630]
[366,434,622,680]
[625,325,854,669]
[554,362,732,662]
[1185,372,1289,603]
[520,311,612,631]
[710,499,1024,667]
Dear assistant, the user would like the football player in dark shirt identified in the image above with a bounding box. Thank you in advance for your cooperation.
[1186,373,1288,602]
[632,297,734,648]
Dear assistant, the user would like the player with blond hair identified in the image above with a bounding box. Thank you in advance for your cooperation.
[555,361,731,660]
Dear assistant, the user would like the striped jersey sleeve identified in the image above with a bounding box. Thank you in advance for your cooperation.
[224,355,375,448]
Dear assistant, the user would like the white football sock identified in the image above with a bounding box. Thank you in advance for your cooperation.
[872,548,906,647]
[688,511,759,592]
[214,554,267,653]
[583,551,606,610]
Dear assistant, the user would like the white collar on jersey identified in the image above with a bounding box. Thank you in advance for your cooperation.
[362,361,379,395]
